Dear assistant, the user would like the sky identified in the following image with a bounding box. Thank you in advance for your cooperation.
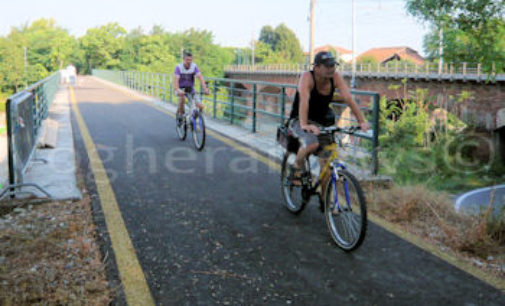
[0,0,430,55]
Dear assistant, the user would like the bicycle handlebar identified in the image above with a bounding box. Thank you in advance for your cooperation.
[318,126,361,135]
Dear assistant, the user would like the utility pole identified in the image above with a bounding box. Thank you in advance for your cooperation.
[438,26,443,74]
[351,0,357,88]
[251,35,255,67]
[23,46,28,88]
[309,0,316,65]
[23,46,27,74]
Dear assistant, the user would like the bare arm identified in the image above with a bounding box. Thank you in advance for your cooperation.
[333,72,368,131]
[297,72,320,135]
[298,72,312,127]
[196,73,209,93]
[174,75,181,93]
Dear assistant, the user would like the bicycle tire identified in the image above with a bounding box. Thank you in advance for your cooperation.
[324,168,367,251]
[176,116,187,140]
[192,114,206,150]
[280,152,309,214]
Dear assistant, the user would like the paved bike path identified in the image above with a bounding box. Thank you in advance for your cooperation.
[72,77,504,305]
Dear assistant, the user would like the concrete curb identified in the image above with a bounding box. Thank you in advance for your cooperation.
[19,85,82,200]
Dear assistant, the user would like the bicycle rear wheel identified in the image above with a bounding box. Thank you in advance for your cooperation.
[176,115,187,140]
[280,152,309,214]
[192,113,206,151]
[324,169,367,251]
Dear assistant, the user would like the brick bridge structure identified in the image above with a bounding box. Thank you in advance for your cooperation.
[224,70,505,133]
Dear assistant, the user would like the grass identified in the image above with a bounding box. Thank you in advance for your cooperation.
[0,92,9,112]
[378,141,505,194]
[0,196,114,304]
[368,184,505,277]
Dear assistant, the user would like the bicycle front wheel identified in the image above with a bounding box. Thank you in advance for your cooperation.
[324,169,367,251]
[176,116,187,140]
[192,113,206,151]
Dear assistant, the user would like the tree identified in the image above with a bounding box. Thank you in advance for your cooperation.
[357,55,378,66]
[79,23,126,73]
[259,26,278,48]
[405,0,505,73]
[258,23,304,63]
[20,19,76,72]
[274,24,305,63]
[0,18,77,92]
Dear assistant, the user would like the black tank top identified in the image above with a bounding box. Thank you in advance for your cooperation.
[289,71,335,126]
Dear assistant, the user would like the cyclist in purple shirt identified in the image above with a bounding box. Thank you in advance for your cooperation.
[174,52,209,120]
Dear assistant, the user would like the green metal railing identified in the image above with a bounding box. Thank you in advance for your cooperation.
[1,71,61,199]
[225,62,505,81]
[93,69,380,174]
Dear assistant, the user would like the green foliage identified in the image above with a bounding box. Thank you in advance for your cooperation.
[0,18,74,92]
[116,27,234,78]
[79,23,126,73]
[405,0,505,73]
[254,41,288,64]
[357,55,378,65]
[258,23,304,64]
[378,85,504,192]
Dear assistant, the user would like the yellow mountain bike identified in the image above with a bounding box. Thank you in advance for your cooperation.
[279,125,367,251]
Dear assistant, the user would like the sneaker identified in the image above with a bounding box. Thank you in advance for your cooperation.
[176,113,185,125]
[289,166,304,187]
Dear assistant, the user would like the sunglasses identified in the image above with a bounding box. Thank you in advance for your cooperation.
[322,63,337,68]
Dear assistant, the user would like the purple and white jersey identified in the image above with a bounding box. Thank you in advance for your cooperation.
[174,63,200,88]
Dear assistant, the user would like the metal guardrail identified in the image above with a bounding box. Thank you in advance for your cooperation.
[0,71,60,199]
[224,62,505,82]
[93,69,381,174]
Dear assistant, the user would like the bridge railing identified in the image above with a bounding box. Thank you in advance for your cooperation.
[225,62,504,81]
[1,71,61,199]
[93,69,381,175]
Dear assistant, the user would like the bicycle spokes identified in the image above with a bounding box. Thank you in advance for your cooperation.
[325,169,367,251]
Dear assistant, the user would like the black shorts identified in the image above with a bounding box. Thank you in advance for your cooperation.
[288,119,333,158]
[180,86,194,94]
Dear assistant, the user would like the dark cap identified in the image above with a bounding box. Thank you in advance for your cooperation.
[313,51,338,66]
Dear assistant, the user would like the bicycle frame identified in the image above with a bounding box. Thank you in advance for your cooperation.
[308,142,351,214]
[184,93,201,129]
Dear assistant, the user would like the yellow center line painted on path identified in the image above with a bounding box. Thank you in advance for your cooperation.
[93,77,504,292]
[69,85,155,305]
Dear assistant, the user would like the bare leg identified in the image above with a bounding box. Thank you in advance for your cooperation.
[177,95,185,115]
[295,143,319,169]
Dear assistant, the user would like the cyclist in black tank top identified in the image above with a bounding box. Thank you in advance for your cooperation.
[290,71,335,126]
[288,51,370,175]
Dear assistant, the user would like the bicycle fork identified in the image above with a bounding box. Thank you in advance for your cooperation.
[330,162,351,214]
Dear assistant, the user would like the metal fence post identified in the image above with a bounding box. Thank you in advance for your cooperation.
[252,84,257,133]
[372,94,380,175]
[151,72,154,96]
[162,74,166,101]
[280,86,286,125]
[213,80,217,119]
[230,85,235,124]
[141,72,144,93]
[169,77,173,104]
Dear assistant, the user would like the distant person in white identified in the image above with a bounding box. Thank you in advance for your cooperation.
[65,64,77,85]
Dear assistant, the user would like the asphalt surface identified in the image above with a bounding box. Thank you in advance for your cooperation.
[71,77,504,305]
